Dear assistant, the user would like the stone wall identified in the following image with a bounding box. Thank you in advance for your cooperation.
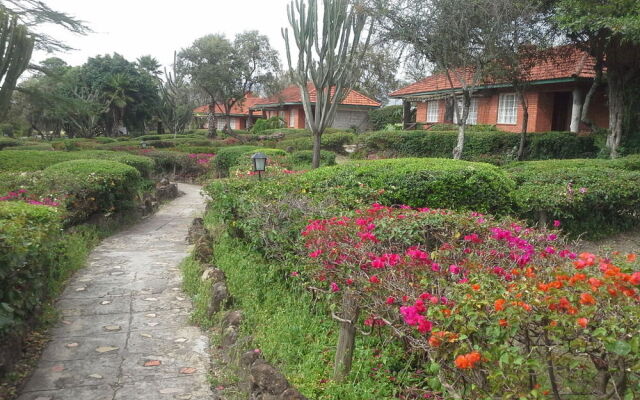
[332,107,372,131]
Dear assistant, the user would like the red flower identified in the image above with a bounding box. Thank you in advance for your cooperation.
[494,298,506,311]
[385,296,395,305]
[579,293,596,305]
[577,317,588,328]
[369,275,380,284]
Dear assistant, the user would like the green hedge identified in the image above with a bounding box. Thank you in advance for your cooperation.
[0,150,155,177]
[357,130,598,163]
[0,137,20,150]
[286,150,337,168]
[42,160,144,225]
[368,105,403,131]
[276,132,355,154]
[206,158,515,259]
[0,203,62,337]
[505,160,640,237]
[212,146,262,177]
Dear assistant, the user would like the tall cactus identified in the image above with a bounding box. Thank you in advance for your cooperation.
[283,0,371,168]
[0,6,35,121]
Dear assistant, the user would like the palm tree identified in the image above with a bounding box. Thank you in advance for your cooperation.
[104,73,135,136]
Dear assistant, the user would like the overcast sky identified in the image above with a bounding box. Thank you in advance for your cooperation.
[33,0,294,69]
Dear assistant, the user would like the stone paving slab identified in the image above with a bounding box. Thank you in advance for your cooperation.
[18,184,214,400]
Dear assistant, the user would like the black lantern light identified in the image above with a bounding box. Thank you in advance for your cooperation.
[251,152,268,179]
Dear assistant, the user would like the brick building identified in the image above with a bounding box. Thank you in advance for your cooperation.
[193,93,264,131]
[250,84,381,131]
[390,47,608,133]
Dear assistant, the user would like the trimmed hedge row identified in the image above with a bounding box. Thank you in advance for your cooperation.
[0,150,155,177]
[504,157,640,237]
[0,203,62,338]
[206,158,515,259]
[275,132,355,154]
[356,130,598,163]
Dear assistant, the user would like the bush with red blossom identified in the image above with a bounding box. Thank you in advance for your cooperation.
[302,204,640,398]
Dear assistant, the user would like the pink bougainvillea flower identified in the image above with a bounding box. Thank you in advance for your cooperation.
[553,220,562,227]
[330,282,340,292]
[369,275,380,284]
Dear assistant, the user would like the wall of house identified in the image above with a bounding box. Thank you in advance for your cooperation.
[332,107,372,131]
[412,83,609,133]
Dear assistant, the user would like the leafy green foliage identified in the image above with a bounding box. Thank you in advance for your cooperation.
[357,130,598,163]
[505,159,640,237]
[250,116,285,134]
[368,106,403,131]
[286,150,336,168]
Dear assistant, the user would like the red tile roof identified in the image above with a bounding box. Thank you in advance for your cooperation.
[252,83,381,108]
[391,47,596,97]
[193,93,263,116]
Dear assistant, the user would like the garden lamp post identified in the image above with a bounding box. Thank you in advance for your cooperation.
[251,152,268,179]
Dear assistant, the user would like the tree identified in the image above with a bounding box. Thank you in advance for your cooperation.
[353,41,401,104]
[484,0,554,160]
[178,34,236,138]
[554,0,640,157]
[0,6,34,121]
[160,51,196,136]
[377,0,515,159]
[0,1,88,122]
[0,0,89,51]
[137,55,162,78]
[220,31,280,133]
[283,0,372,169]
[77,53,160,136]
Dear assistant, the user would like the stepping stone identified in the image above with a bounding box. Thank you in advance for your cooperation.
[147,322,159,327]
[145,313,157,318]
[144,297,158,301]
[174,338,188,343]
[51,364,65,372]
[100,300,112,305]
[179,367,197,374]
[75,287,86,292]
[65,343,79,348]
[140,333,152,338]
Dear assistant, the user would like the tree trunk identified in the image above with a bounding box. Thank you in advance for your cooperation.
[607,71,624,158]
[581,59,603,131]
[570,88,583,133]
[207,111,217,139]
[111,108,122,137]
[517,90,529,161]
[452,124,465,160]
[157,121,165,135]
[225,113,233,135]
[402,100,411,130]
[334,290,359,381]
[312,131,322,168]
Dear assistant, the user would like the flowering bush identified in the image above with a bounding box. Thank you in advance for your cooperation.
[0,189,60,207]
[302,204,640,398]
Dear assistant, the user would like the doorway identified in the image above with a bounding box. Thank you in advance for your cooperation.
[551,92,572,131]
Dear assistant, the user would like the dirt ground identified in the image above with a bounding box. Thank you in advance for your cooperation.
[573,228,640,256]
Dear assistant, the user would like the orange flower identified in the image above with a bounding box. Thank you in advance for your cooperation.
[499,319,508,327]
[454,351,483,369]
[442,308,452,317]
[471,284,481,291]
[549,320,558,327]
[579,293,596,305]
[428,335,442,347]
[577,317,588,328]
[588,278,603,289]
[494,298,506,311]
[628,253,637,262]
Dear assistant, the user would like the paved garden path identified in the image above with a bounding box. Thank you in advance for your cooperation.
[18,183,214,400]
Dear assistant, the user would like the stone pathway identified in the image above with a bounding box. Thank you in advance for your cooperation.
[18,184,214,400]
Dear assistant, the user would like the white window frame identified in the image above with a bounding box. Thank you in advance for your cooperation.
[497,93,518,125]
[289,109,297,128]
[426,100,439,123]
[453,98,478,125]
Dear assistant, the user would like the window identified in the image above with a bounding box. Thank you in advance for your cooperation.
[289,109,297,128]
[498,93,517,124]
[453,98,478,125]
[426,101,439,123]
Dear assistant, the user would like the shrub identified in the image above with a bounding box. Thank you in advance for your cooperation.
[212,145,261,177]
[41,160,144,225]
[357,130,598,162]
[206,158,515,259]
[5,144,54,151]
[0,137,20,150]
[505,161,640,237]
[175,145,219,155]
[144,140,176,149]
[0,202,62,337]
[525,131,598,159]
[0,150,154,176]
[251,116,285,134]
[141,150,204,178]
[287,150,337,168]
[302,204,640,398]
[368,105,403,131]
[320,132,355,154]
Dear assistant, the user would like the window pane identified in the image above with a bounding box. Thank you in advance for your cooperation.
[427,101,439,123]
